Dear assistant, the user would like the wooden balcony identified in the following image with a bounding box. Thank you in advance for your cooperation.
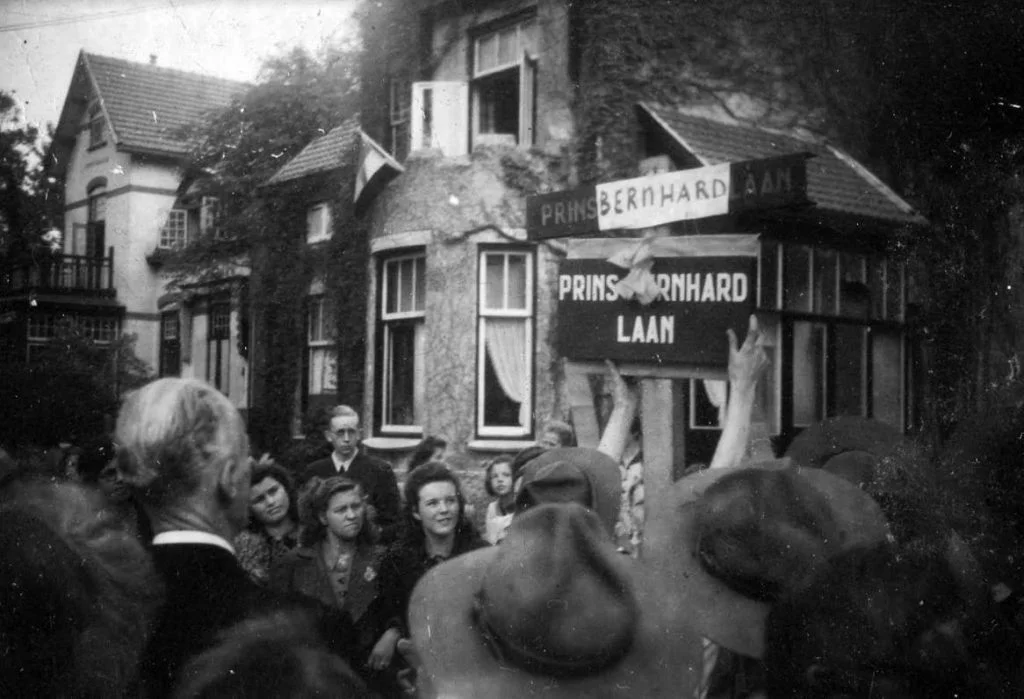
[0,248,117,298]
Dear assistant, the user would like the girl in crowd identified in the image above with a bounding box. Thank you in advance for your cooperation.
[271,477,388,688]
[76,435,147,540]
[370,463,487,678]
[483,455,515,545]
[407,436,447,473]
[234,457,300,585]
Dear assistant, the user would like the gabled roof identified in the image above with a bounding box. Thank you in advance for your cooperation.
[639,103,927,227]
[49,51,248,174]
[265,117,361,185]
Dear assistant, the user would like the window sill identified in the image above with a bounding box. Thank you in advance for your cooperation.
[363,436,422,451]
[467,439,534,453]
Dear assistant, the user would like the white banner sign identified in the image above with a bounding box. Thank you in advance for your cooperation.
[594,163,731,230]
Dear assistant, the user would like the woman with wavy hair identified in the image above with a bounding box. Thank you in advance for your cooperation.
[271,476,389,690]
[370,462,487,681]
[234,457,301,585]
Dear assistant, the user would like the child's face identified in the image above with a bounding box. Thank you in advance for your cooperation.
[490,462,513,497]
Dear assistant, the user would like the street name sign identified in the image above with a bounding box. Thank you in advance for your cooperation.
[556,255,757,365]
[527,153,810,240]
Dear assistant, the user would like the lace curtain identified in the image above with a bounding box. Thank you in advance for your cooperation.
[484,318,529,427]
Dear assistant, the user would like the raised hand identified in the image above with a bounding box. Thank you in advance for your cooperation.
[726,314,769,392]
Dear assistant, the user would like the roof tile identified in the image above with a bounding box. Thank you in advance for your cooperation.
[85,53,248,155]
[642,104,926,226]
[266,117,361,185]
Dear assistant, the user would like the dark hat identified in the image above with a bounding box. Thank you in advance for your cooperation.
[652,461,890,659]
[408,503,701,697]
[785,416,910,478]
[515,447,621,535]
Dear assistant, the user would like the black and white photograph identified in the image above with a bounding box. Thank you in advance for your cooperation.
[1,0,1023,696]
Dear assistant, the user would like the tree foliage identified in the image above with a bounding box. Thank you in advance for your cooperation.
[0,329,151,449]
[0,91,62,261]
[166,42,362,454]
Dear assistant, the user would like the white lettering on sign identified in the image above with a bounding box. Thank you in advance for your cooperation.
[595,163,730,230]
[558,274,621,301]
[616,315,675,344]
[541,195,598,228]
[560,273,748,303]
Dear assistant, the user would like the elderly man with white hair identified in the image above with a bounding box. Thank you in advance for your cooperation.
[117,378,357,697]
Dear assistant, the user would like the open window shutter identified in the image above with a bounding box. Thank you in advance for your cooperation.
[519,53,537,147]
[411,81,468,157]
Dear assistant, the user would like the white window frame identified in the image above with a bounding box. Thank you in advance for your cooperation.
[77,316,117,343]
[471,18,537,148]
[88,112,106,148]
[307,296,337,395]
[476,249,533,438]
[160,209,188,249]
[380,252,426,435]
[473,19,535,79]
[306,202,332,245]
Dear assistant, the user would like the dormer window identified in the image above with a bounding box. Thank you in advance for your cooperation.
[306,202,332,245]
[159,209,188,249]
[472,18,536,148]
[88,106,106,149]
[409,14,537,157]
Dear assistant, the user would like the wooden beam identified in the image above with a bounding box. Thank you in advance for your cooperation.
[564,364,601,448]
[567,233,760,260]
[639,377,683,556]
[566,359,725,382]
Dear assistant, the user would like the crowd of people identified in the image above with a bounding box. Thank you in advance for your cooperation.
[1,315,1023,697]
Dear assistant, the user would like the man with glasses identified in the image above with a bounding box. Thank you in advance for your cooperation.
[303,405,401,543]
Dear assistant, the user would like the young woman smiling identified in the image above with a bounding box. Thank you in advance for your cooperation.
[234,458,300,585]
[371,463,487,678]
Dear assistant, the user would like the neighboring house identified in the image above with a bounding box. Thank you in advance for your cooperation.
[0,52,250,409]
[264,116,402,425]
[353,0,928,466]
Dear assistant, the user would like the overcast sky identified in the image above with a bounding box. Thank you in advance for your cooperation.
[1,0,359,131]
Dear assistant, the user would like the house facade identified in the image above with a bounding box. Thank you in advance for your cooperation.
[0,52,251,411]
[262,116,402,432]
[347,0,927,468]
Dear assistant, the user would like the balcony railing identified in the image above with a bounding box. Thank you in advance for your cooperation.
[0,247,116,298]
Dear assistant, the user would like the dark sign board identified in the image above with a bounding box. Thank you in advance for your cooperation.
[527,153,810,240]
[556,255,757,365]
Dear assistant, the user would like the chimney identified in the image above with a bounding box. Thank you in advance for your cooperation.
[149,54,157,66]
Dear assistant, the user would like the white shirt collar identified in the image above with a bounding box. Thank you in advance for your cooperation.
[331,451,356,473]
[152,530,236,556]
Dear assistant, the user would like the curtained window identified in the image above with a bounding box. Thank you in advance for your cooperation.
[307,296,337,395]
[381,253,426,434]
[477,249,533,437]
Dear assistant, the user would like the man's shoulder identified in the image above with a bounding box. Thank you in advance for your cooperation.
[352,452,393,474]
[302,457,334,477]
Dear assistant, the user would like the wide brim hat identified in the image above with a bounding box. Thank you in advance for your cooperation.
[408,504,702,698]
[652,460,890,659]
[784,416,913,480]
